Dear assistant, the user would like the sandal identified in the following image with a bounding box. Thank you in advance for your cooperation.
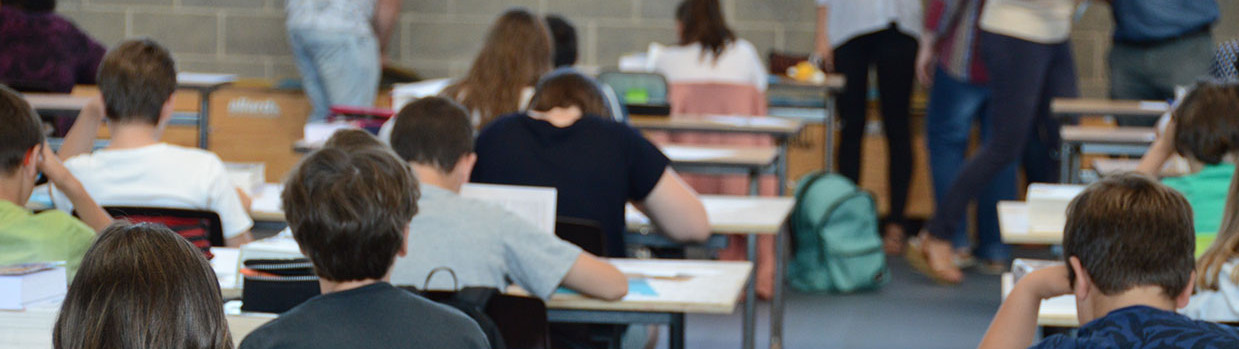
[905,231,965,285]
[882,222,906,255]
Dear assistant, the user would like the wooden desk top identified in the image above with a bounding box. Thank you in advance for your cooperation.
[997,201,1063,245]
[1051,98,1168,117]
[771,74,846,91]
[1002,273,1079,327]
[1091,158,1187,178]
[662,144,778,168]
[629,115,804,137]
[0,303,273,348]
[177,72,238,90]
[1061,126,1156,145]
[627,195,793,235]
[22,93,92,112]
[511,259,751,315]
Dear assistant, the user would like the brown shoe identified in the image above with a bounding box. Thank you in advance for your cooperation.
[905,231,964,284]
[883,223,906,255]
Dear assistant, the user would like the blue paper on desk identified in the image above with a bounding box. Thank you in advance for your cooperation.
[556,278,657,297]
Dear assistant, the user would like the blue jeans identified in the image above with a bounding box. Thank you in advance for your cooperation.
[288,28,380,122]
[925,68,1015,261]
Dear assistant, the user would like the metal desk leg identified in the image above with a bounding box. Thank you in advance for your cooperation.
[197,89,211,150]
[770,223,787,349]
[776,139,788,196]
[743,233,757,349]
[1058,142,1072,183]
[670,313,685,349]
[824,90,837,173]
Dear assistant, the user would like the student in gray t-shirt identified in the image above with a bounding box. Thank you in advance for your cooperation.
[386,96,628,300]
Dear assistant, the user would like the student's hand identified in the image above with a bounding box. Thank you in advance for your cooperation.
[1018,265,1073,300]
[36,142,74,187]
[915,45,935,87]
[814,44,834,73]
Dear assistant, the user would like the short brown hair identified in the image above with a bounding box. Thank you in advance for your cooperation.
[1063,173,1195,299]
[54,222,233,349]
[391,96,473,171]
[1173,81,1239,165]
[528,68,610,118]
[0,84,44,174]
[281,147,420,282]
[323,128,386,152]
[98,39,177,125]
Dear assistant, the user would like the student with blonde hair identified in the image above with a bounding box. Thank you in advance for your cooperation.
[443,8,552,128]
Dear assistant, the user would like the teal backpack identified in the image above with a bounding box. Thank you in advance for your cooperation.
[787,171,889,293]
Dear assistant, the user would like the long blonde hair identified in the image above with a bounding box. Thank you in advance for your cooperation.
[443,8,552,129]
[1177,82,1239,291]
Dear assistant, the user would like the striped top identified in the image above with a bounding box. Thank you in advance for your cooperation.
[925,0,988,84]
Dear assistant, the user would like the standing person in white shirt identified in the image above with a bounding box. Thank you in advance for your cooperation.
[286,0,400,123]
[916,0,1082,284]
[815,0,921,255]
[53,39,255,247]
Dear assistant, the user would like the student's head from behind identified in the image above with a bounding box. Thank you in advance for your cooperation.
[545,14,577,68]
[53,222,232,349]
[443,7,552,127]
[1063,173,1195,318]
[1172,81,1239,165]
[676,0,735,60]
[97,38,177,126]
[281,146,420,283]
[323,128,386,152]
[0,84,46,201]
[391,96,475,178]
[528,68,610,119]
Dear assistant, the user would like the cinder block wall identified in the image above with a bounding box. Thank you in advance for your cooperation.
[54,0,1239,98]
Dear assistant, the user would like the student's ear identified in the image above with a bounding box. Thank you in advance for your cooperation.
[21,145,40,178]
[456,153,477,183]
[1068,256,1092,301]
[397,226,410,257]
[1175,271,1196,309]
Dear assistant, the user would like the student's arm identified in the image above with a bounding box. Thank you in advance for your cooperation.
[38,143,111,232]
[814,4,833,72]
[58,97,106,160]
[915,32,937,86]
[634,168,710,243]
[978,266,1073,349]
[560,254,628,301]
[1137,119,1177,177]
[373,0,402,66]
[205,158,255,247]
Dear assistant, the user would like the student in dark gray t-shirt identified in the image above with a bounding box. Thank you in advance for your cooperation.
[386,96,628,300]
[239,140,488,349]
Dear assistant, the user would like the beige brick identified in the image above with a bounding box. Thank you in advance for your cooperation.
[132,13,218,54]
[452,0,539,16]
[91,0,174,6]
[182,0,265,9]
[402,0,450,14]
[784,29,816,54]
[1073,1,1113,32]
[271,61,302,81]
[177,58,267,78]
[638,0,677,19]
[735,28,777,59]
[59,9,127,47]
[224,14,291,56]
[545,0,633,20]
[731,0,815,23]
[1070,34,1102,81]
[402,20,490,62]
[595,24,674,69]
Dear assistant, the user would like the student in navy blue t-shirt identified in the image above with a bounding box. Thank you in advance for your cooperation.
[979,173,1239,349]
[471,68,709,257]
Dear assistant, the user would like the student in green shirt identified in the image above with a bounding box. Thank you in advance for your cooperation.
[0,84,111,279]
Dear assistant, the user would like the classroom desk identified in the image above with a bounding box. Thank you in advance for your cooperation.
[1051,98,1169,121]
[1059,126,1157,183]
[1001,273,1079,328]
[1091,158,1187,178]
[662,145,778,198]
[627,195,794,349]
[996,201,1063,245]
[0,308,274,349]
[177,73,237,149]
[629,115,804,196]
[512,259,752,349]
[22,93,92,114]
[770,75,845,180]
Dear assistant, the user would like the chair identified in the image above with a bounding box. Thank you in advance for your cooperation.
[402,287,551,349]
[555,217,608,257]
[103,206,224,256]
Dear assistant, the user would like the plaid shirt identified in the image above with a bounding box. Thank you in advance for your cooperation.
[1214,40,1239,80]
[925,0,988,84]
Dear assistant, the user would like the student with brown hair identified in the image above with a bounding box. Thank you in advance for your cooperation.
[979,173,1239,348]
[0,83,109,279]
[471,69,709,258]
[53,222,232,349]
[240,145,488,349]
[442,8,551,128]
[51,38,254,246]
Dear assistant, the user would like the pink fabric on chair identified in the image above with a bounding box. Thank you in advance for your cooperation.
[664,82,778,299]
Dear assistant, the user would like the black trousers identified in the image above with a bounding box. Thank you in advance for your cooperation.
[833,26,918,226]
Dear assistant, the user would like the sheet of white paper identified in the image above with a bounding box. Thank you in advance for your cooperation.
[177,72,237,85]
[251,183,284,216]
[998,202,1029,236]
[460,183,557,235]
[625,203,650,225]
[1138,101,1170,111]
[706,115,791,128]
[660,146,734,161]
[211,247,241,289]
[302,122,358,145]
[1040,294,1076,315]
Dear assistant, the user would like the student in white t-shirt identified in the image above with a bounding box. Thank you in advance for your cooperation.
[651,0,766,91]
[52,39,254,246]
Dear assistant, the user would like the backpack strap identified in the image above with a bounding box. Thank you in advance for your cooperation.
[813,190,878,263]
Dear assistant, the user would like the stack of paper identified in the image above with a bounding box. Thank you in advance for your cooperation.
[460,183,557,234]
[0,263,67,310]
[239,232,304,262]
[1027,183,1086,233]
[225,162,265,196]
